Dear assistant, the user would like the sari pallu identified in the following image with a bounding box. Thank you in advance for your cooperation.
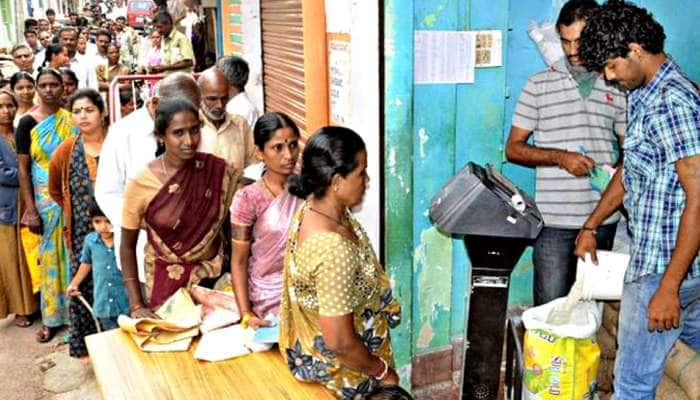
[143,153,236,308]
[29,109,74,327]
[246,189,301,318]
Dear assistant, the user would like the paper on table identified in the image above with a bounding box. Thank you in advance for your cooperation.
[253,315,279,344]
[414,30,475,84]
[194,325,252,362]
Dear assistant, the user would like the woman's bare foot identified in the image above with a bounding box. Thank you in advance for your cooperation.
[14,315,32,328]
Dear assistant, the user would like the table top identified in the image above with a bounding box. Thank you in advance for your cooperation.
[86,329,335,400]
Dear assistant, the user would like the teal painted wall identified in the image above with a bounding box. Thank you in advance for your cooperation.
[384,0,700,386]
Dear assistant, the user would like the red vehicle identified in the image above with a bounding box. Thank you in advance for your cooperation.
[126,0,155,29]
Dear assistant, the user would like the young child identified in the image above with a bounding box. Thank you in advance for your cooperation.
[66,203,129,330]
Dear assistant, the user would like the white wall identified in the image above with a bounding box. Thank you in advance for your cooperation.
[240,0,264,115]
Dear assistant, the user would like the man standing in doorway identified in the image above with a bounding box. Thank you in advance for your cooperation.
[575,1,700,397]
[218,56,259,130]
[505,0,627,305]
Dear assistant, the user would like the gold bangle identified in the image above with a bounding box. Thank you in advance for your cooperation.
[240,311,255,329]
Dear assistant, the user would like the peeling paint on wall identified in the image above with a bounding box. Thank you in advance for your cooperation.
[421,3,446,28]
[418,128,429,159]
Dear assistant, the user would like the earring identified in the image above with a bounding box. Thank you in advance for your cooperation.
[333,186,339,192]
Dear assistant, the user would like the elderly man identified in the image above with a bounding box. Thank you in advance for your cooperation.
[197,67,256,176]
[505,0,626,305]
[11,45,36,76]
[151,11,194,74]
[575,1,700,397]
[95,73,201,282]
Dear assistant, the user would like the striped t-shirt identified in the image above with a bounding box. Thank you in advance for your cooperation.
[512,59,627,228]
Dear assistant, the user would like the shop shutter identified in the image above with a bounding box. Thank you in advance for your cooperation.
[260,0,307,134]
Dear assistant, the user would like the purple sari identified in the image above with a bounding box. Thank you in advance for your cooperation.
[231,184,301,317]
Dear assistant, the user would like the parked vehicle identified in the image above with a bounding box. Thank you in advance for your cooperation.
[127,0,155,29]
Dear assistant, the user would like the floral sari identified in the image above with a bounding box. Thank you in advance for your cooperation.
[143,153,235,308]
[30,109,74,327]
[230,183,302,318]
[279,202,402,399]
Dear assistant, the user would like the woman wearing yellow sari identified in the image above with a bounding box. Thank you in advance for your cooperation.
[280,127,404,399]
[16,69,74,342]
[120,98,236,317]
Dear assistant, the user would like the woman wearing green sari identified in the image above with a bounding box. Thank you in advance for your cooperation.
[16,69,75,342]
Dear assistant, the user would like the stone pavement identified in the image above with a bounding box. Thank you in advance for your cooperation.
[0,315,101,400]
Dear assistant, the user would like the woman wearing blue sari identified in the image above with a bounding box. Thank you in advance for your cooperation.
[16,69,74,343]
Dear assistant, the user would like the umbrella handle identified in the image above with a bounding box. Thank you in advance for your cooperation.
[75,294,103,333]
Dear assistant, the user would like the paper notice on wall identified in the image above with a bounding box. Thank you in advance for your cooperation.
[324,0,352,34]
[414,30,476,84]
[474,30,503,68]
[328,33,352,125]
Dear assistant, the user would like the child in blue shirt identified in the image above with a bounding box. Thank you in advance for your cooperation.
[66,203,129,331]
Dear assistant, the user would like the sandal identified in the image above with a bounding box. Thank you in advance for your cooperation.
[36,325,57,343]
[14,315,33,328]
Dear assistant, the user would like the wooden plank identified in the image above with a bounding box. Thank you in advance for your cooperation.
[86,330,334,400]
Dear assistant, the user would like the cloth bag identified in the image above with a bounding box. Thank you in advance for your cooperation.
[522,298,603,399]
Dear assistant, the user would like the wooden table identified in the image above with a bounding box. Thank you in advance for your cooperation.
[86,329,335,400]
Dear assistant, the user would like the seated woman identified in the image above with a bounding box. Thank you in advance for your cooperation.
[279,127,403,398]
[230,112,302,329]
[120,98,236,318]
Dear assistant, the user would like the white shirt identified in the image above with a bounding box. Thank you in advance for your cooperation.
[225,92,259,130]
[95,106,157,282]
[70,55,98,89]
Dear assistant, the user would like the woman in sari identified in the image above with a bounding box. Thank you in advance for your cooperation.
[230,112,302,329]
[0,90,39,327]
[49,89,106,357]
[120,98,236,318]
[96,44,130,101]
[59,69,79,109]
[280,127,404,399]
[16,68,74,342]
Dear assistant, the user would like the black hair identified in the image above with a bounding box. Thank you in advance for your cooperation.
[46,8,56,16]
[69,88,105,114]
[253,112,300,149]
[89,201,107,220]
[153,97,199,138]
[0,90,18,108]
[119,89,134,105]
[216,56,249,91]
[59,68,79,85]
[96,29,112,41]
[116,16,126,22]
[288,126,366,199]
[69,11,78,17]
[10,71,35,90]
[556,0,599,28]
[579,0,665,72]
[24,18,38,30]
[36,68,63,85]
[58,26,78,38]
[153,11,173,25]
[367,385,414,400]
[43,44,66,67]
[24,29,38,37]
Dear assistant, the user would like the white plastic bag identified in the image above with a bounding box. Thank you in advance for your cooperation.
[577,251,630,301]
[528,21,565,66]
[522,298,602,338]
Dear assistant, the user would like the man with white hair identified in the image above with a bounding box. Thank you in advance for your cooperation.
[95,73,201,281]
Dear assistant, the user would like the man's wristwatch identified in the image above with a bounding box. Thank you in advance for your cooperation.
[580,226,597,235]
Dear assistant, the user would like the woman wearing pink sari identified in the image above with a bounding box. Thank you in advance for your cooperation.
[230,112,301,329]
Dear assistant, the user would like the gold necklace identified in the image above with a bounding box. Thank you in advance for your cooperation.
[160,155,168,176]
[261,176,276,197]
[308,206,352,232]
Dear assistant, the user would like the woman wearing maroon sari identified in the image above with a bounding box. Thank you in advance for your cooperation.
[120,98,236,318]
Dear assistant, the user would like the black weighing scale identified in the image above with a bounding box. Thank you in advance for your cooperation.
[429,162,543,399]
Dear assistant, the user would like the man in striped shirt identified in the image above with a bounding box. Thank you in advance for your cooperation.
[575,1,700,397]
[506,0,626,305]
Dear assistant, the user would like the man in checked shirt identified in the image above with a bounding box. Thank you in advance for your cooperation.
[575,1,700,398]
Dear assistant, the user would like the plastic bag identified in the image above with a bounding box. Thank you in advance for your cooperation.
[522,298,602,399]
[528,21,565,66]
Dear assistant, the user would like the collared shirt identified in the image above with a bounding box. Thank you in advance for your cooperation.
[70,55,98,89]
[225,92,259,130]
[80,232,130,318]
[622,59,700,282]
[162,28,194,73]
[512,58,627,228]
[199,111,256,171]
[95,106,155,282]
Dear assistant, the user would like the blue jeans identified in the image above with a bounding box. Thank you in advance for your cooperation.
[533,224,617,305]
[98,316,120,331]
[614,274,700,399]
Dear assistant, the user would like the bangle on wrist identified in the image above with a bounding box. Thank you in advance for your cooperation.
[240,311,255,328]
[130,303,143,312]
[374,357,389,381]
